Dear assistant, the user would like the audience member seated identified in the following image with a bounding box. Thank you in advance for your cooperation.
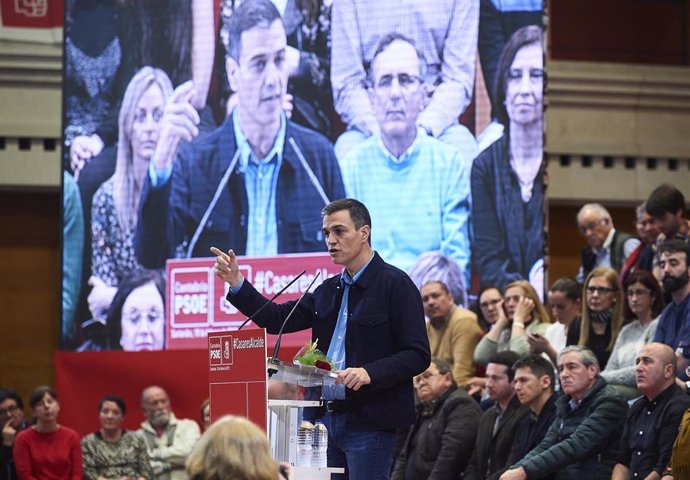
[0,389,29,480]
[508,355,558,466]
[87,67,182,322]
[392,358,480,480]
[528,276,581,365]
[602,270,663,399]
[477,286,504,331]
[81,394,152,480]
[409,252,468,308]
[500,346,628,480]
[139,386,200,479]
[421,281,483,387]
[102,269,166,352]
[474,280,550,365]
[575,203,640,283]
[572,267,624,369]
[664,405,690,480]
[471,26,545,295]
[136,0,345,268]
[13,386,82,480]
[186,415,292,480]
[199,399,210,432]
[612,343,690,480]
[330,0,479,161]
[620,202,660,282]
[646,184,690,244]
[654,240,690,374]
[465,351,528,480]
[340,33,471,281]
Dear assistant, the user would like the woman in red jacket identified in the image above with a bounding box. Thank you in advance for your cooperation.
[13,386,82,480]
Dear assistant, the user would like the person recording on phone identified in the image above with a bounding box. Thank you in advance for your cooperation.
[136,0,345,269]
[212,198,430,480]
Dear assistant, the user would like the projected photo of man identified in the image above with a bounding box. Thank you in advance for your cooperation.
[471,25,545,296]
[331,0,479,162]
[339,34,471,284]
[135,0,345,269]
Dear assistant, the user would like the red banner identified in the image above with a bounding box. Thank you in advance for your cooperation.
[0,0,62,28]
[166,253,341,350]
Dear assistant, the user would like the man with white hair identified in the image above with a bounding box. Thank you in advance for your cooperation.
[576,203,640,282]
[139,386,200,480]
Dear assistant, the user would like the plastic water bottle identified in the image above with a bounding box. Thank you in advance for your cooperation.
[311,421,328,468]
[296,421,314,467]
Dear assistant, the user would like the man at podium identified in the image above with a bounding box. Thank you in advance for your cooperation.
[212,198,430,480]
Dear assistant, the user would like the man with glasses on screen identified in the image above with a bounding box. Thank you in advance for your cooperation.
[576,203,639,283]
[135,0,344,269]
[339,34,472,284]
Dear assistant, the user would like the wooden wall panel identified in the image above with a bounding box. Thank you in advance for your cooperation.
[0,190,59,402]
[550,0,688,65]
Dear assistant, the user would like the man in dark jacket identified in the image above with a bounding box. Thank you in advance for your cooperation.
[213,198,430,479]
[508,355,558,467]
[465,351,528,480]
[391,357,480,480]
[0,389,29,480]
[501,346,628,480]
[136,0,345,268]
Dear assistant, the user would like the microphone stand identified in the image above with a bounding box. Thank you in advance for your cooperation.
[236,270,306,331]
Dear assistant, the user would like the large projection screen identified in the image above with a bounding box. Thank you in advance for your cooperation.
[61,0,546,352]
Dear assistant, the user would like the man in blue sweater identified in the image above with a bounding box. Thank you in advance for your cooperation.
[339,33,472,285]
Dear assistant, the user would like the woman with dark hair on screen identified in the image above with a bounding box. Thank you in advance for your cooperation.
[601,270,664,399]
[87,67,174,322]
[471,25,545,296]
[81,395,152,479]
[13,387,82,480]
[105,269,166,351]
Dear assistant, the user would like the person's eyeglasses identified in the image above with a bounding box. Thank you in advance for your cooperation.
[0,404,18,416]
[479,298,502,309]
[413,371,442,386]
[375,73,421,91]
[551,303,569,310]
[586,286,616,295]
[627,289,651,298]
[507,68,545,83]
[578,218,606,235]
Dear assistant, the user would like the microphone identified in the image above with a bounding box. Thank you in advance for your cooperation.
[186,141,245,258]
[236,270,306,331]
[268,271,321,376]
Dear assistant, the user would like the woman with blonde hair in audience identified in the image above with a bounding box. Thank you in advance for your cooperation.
[474,279,550,365]
[601,269,664,399]
[186,415,292,480]
[13,386,83,480]
[571,267,625,369]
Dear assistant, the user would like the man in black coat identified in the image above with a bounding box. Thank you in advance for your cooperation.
[465,351,528,480]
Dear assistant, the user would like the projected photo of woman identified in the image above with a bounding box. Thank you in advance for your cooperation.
[105,269,166,351]
[471,25,545,296]
[88,67,173,322]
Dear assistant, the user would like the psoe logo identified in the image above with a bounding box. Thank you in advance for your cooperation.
[14,0,48,18]
[221,335,233,365]
[208,337,222,366]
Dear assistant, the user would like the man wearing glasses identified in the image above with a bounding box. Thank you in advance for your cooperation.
[0,389,29,480]
[575,203,640,283]
[339,34,472,284]
[391,358,480,480]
